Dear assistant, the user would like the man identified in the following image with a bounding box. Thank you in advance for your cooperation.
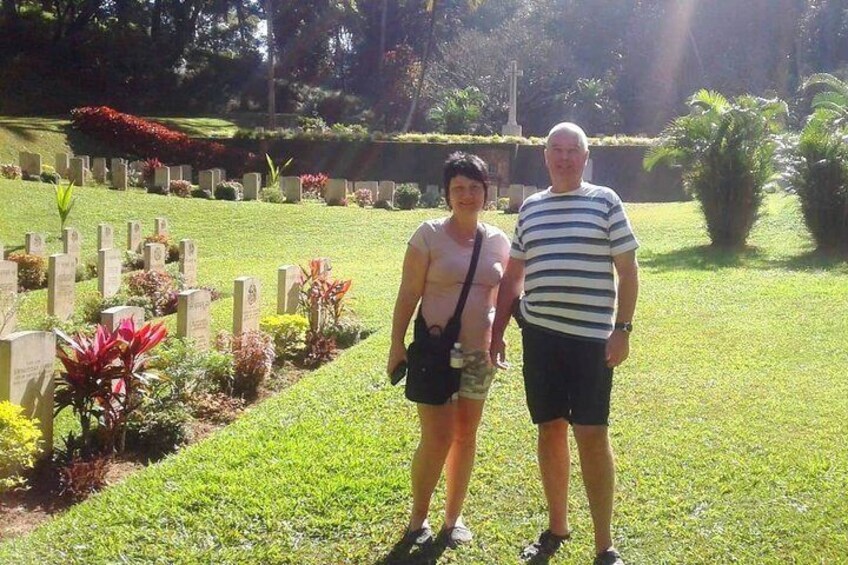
[490,122,639,565]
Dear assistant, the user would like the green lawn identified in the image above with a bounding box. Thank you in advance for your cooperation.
[1,179,847,564]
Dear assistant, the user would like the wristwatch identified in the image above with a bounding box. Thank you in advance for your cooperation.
[614,321,633,333]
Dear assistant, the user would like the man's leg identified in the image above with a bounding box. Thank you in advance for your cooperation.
[538,418,571,537]
[572,424,614,554]
[409,402,456,530]
[443,396,485,527]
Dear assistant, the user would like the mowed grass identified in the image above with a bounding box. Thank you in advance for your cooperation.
[1,179,847,564]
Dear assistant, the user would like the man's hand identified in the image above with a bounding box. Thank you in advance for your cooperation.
[387,342,407,376]
[489,336,509,369]
[605,330,630,368]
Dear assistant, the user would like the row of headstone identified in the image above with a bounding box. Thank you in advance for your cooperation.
[19,152,42,177]
[199,169,225,191]
[18,217,169,259]
[508,184,541,211]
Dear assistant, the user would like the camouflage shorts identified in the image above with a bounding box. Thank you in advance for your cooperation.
[457,350,495,401]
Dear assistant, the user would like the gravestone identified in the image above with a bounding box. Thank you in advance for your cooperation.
[153,167,170,189]
[92,158,107,183]
[584,158,594,182]
[508,184,524,212]
[62,227,81,265]
[55,153,71,177]
[19,152,42,177]
[325,179,346,204]
[113,162,128,190]
[0,260,18,337]
[233,277,261,334]
[426,184,439,196]
[181,165,192,183]
[143,243,166,273]
[355,181,379,201]
[101,306,145,333]
[243,173,261,201]
[199,170,215,191]
[177,289,211,349]
[110,158,125,175]
[169,166,183,182]
[25,233,45,257]
[524,186,539,199]
[127,220,142,253]
[282,176,302,202]
[69,157,86,186]
[277,265,300,315]
[213,169,225,186]
[154,217,169,237]
[378,181,395,204]
[97,223,114,250]
[98,249,122,298]
[47,254,76,321]
[78,155,90,170]
[179,239,197,287]
[0,331,56,452]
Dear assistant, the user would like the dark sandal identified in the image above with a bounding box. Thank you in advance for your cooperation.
[519,529,572,561]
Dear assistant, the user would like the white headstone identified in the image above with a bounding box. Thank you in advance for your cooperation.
[69,157,86,186]
[508,184,525,212]
[0,331,56,452]
[47,254,76,321]
[100,306,144,333]
[584,158,594,182]
[282,176,302,202]
[325,179,346,205]
[62,227,81,265]
[25,233,45,257]
[78,155,90,170]
[179,239,197,287]
[153,167,170,189]
[97,223,114,250]
[233,277,261,335]
[110,158,125,175]
[378,181,395,204]
[154,217,169,237]
[92,158,107,183]
[143,243,166,273]
[98,249,122,298]
[113,162,128,190]
[243,173,261,201]
[277,265,301,315]
[0,261,18,337]
[55,153,71,177]
[127,220,142,253]
[212,169,224,187]
[181,165,192,183]
[168,166,183,182]
[177,289,211,349]
[199,170,215,191]
[355,181,379,201]
[20,152,42,177]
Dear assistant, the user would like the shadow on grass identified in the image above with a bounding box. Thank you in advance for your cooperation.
[374,536,448,565]
[641,245,848,273]
[62,123,117,158]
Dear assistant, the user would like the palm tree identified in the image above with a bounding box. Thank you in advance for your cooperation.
[645,90,787,249]
[803,72,848,125]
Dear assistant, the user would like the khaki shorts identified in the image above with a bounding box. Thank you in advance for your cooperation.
[456,350,495,401]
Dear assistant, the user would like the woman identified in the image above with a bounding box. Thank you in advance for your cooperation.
[387,152,511,550]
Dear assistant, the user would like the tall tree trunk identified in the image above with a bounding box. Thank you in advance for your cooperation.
[378,0,387,79]
[401,0,438,133]
[266,0,276,129]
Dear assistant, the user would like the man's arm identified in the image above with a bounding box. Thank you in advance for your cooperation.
[489,257,526,368]
[606,249,639,368]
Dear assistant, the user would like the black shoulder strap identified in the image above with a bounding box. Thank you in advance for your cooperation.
[451,225,484,320]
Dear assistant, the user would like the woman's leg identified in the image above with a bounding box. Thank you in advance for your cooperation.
[443,396,485,528]
[409,401,456,531]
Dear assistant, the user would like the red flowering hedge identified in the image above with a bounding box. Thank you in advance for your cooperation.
[70,106,260,176]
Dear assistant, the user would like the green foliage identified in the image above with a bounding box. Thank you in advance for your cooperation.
[260,187,284,203]
[7,252,47,290]
[265,154,292,189]
[260,314,309,361]
[169,180,192,198]
[791,110,848,255]
[54,182,76,233]
[125,397,193,460]
[417,190,445,209]
[229,331,275,400]
[394,183,421,210]
[148,338,222,401]
[645,90,787,249]
[40,171,61,184]
[323,317,369,349]
[78,293,127,325]
[214,181,243,201]
[428,87,486,134]
[0,401,42,493]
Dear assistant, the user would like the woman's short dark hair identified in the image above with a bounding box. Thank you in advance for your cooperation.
[443,152,489,207]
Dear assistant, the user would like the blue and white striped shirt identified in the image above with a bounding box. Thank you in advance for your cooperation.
[510,183,639,342]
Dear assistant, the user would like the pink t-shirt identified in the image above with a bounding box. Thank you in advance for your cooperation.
[409,219,511,352]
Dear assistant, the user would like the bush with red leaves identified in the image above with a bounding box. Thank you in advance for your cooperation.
[70,106,260,176]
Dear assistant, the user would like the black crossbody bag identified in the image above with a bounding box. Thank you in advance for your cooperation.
[404,226,484,405]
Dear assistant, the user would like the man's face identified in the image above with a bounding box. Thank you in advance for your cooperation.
[544,131,589,186]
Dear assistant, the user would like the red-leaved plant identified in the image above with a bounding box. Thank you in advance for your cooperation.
[299,259,352,332]
[55,320,168,455]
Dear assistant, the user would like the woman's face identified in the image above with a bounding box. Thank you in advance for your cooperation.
[447,174,486,214]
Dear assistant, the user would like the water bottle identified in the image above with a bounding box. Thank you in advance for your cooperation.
[450,342,464,369]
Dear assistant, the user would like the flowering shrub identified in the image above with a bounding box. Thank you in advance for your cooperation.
[141,158,163,185]
[214,181,243,201]
[143,234,179,262]
[354,188,373,207]
[300,173,328,198]
[1,164,21,180]
[0,401,42,493]
[57,455,109,500]
[260,314,309,361]
[70,106,259,175]
[7,252,47,290]
[170,180,192,198]
[125,270,178,316]
[304,330,337,368]
[299,259,353,332]
[395,183,421,210]
[229,331,275,399]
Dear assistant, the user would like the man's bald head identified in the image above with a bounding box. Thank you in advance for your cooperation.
[546,122,589,152]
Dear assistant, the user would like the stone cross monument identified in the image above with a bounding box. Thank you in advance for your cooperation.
[502,60,524,137]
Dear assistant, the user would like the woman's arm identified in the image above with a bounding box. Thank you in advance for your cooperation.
[387,244,429,375]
